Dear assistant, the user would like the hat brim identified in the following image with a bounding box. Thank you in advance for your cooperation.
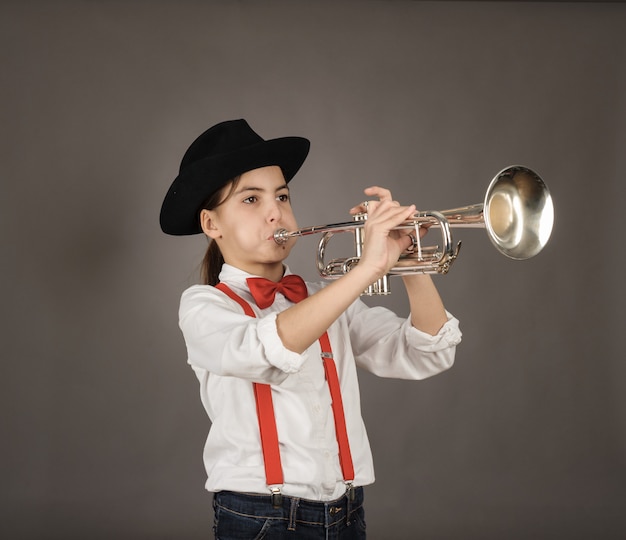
[160,136,310,235]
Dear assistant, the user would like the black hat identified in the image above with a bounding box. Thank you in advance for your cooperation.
[160,119,310,235]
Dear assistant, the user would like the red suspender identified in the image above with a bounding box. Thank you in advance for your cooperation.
[319,332,355,483]
[215,283,283,486]
[215,283,255,317]
[253,384,283,486]
[215,282,355,492]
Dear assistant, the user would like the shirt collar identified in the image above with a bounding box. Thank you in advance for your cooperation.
[218,264,293,290]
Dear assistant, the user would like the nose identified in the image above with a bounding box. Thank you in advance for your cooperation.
[266,199,282,223]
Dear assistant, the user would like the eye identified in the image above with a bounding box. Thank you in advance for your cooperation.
[277,193,290,202]
[243,196,257,204]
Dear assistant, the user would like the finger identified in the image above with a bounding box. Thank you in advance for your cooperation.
[404,232,419,252]
[366,203,416,231]
[361,198,402,220]
[349,197,396,215]
[363,185,393,201]
[371,201,415,220]
[349,200,375,215]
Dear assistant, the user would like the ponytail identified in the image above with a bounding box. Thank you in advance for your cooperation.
[201,240,224,286]
[198,176,240,286]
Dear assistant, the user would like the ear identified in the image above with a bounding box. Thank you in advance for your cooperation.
[200,209,221,239]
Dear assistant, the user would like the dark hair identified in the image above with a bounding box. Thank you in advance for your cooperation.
[199,177,240,286]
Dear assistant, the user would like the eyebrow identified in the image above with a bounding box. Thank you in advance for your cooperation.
[234,183,289,195]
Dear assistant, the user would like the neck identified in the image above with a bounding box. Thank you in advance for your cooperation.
[225,260,286,282]
[262,264,286,282]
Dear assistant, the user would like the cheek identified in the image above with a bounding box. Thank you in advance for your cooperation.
[282,208,298,230]
[216,217,249,245]
[231,228,257,250]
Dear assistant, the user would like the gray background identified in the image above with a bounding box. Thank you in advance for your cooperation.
[2,1,625,538]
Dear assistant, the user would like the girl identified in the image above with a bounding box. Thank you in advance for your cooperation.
[160,119,461,539]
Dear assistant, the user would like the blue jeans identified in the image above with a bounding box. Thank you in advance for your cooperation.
[213,488,367,539]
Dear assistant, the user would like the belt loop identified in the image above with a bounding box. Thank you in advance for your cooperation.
[287,497,299,531]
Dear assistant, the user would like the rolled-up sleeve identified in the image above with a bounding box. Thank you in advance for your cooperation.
[179,286,305,383]
[346,300,462,380]
[405,311,462,352]
[256,313,304,374]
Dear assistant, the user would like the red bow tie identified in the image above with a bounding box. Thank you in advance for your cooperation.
[246,275,309,309]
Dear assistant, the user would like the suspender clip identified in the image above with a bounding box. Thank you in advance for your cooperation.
[345,482,356,501]
[270,486,283,508]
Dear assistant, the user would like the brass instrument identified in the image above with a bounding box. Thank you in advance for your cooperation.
[274,166,554,295]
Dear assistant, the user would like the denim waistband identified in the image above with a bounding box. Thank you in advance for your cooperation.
[214,487,364,529]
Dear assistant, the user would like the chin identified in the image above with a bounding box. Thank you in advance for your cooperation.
[271,244,293,262]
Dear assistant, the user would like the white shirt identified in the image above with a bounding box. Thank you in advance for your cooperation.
[179,264,462,501]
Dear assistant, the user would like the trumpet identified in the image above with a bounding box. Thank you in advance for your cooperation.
[274,166,554,295]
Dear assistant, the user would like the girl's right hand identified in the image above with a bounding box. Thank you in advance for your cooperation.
[349,186,418,280]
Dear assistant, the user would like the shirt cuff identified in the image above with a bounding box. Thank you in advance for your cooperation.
[405,311,462,352]
[257,312,305,374]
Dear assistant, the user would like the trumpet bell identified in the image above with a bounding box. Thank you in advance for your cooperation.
[483,166,554,260]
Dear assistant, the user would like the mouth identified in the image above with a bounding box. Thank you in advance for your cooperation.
[267,228,283,242]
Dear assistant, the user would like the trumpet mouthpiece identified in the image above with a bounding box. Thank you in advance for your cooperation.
[273,228,289,245]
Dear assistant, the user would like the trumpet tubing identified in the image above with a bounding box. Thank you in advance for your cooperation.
[274,166,554,295]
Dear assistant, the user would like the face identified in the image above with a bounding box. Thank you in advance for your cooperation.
[200,166,298,279]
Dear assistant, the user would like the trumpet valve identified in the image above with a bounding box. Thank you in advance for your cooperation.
[364,275,390,296]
